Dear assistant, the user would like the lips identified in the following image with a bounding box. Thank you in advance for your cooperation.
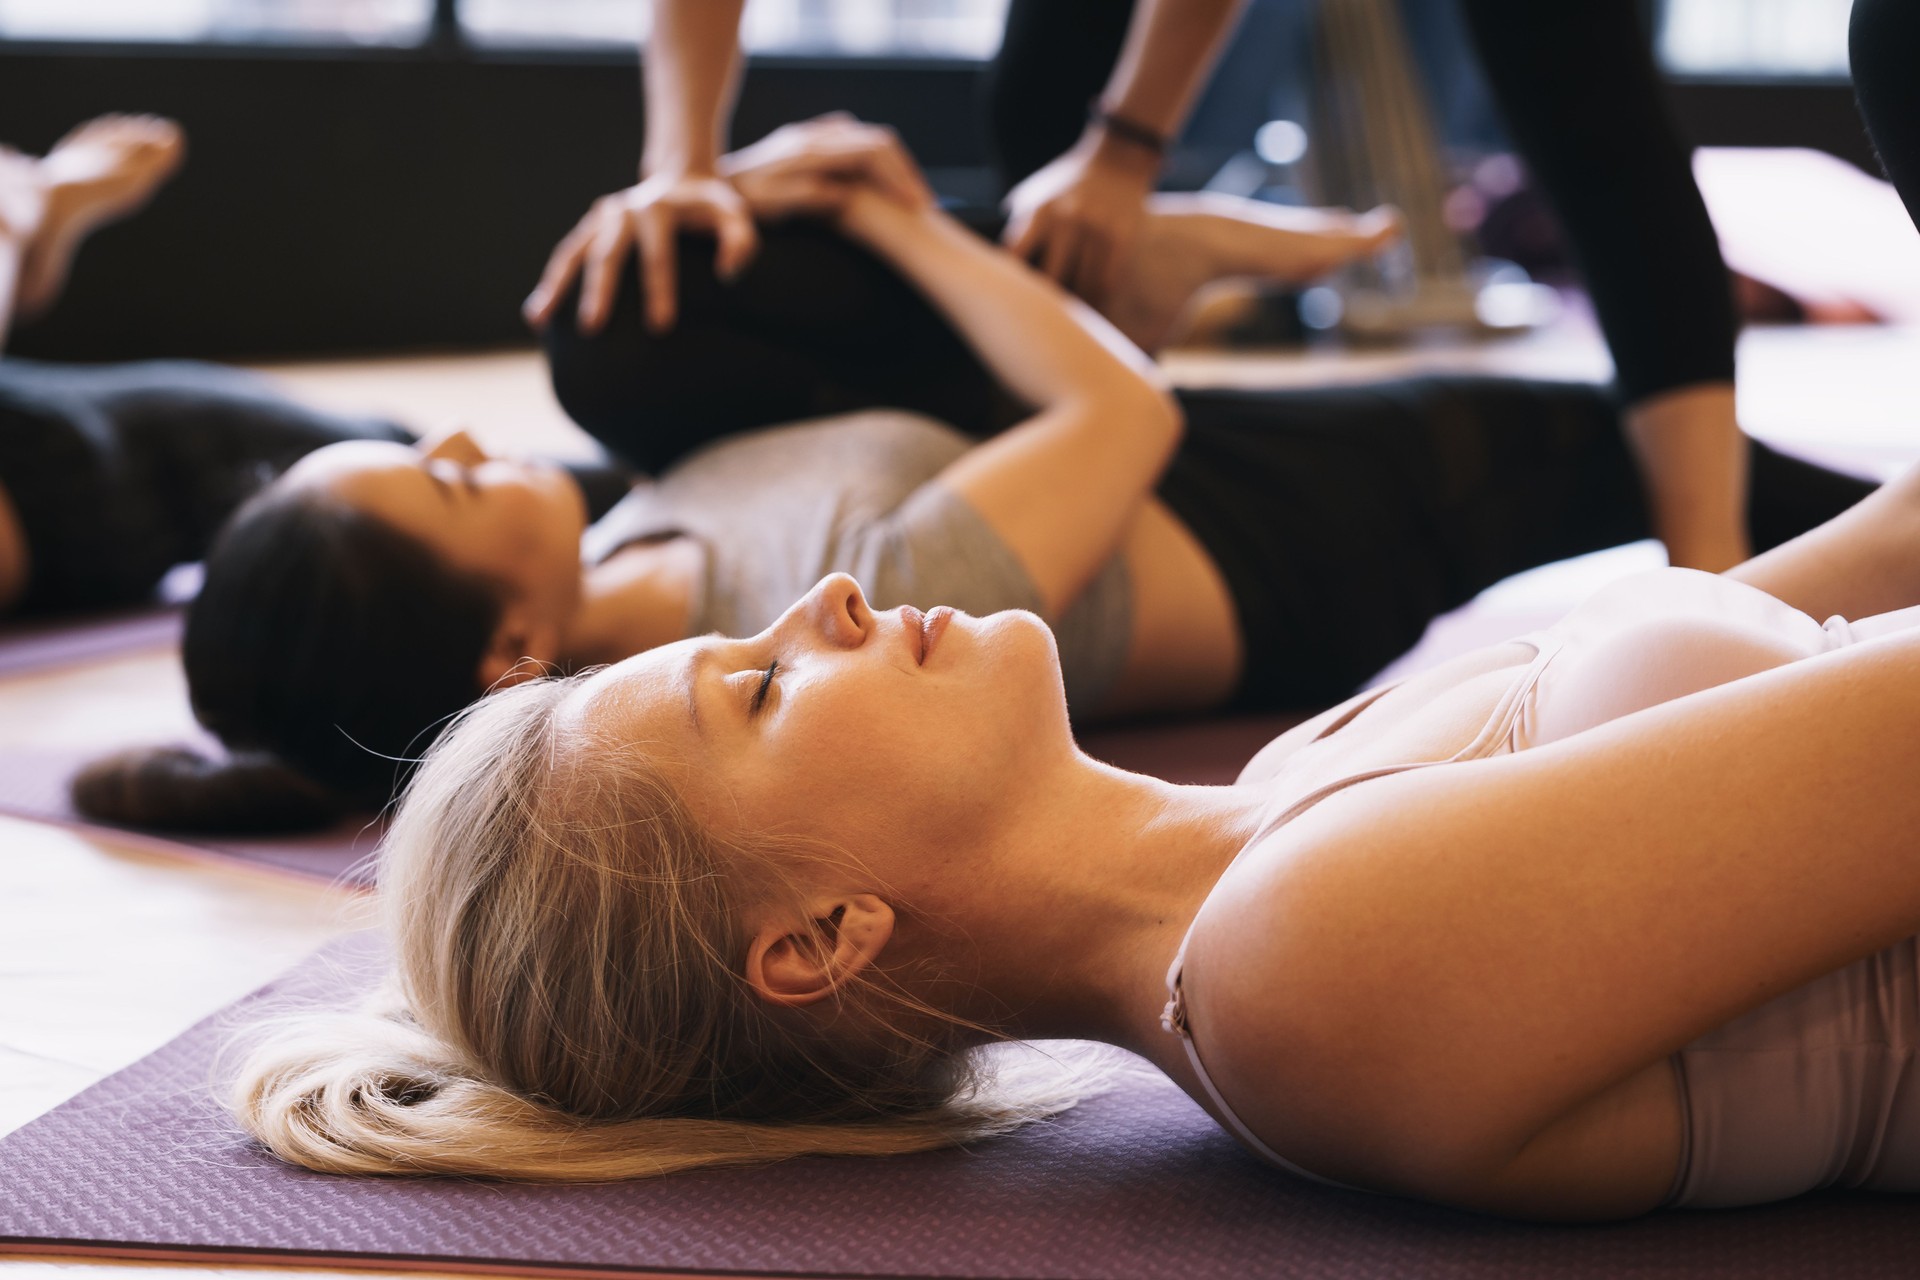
[897,606,953,666]
[921,606,953,664]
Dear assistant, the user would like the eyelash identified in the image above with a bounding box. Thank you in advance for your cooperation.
[750,660,779,715]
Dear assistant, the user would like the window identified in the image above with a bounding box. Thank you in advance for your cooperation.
[0,0,431,43]
[0,0,1007,55]
[460,0,1009,57]
[1658,0,1852,77]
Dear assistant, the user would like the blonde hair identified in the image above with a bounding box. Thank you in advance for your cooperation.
[232,676,1103,1180]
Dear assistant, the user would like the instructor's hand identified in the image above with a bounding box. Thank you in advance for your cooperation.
[523,170,756,336]
[1002,136,1159,309]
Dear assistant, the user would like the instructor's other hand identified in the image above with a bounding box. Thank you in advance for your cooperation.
[1002,137,1158,310]
[722,113,937,222]
[524,170,756,336]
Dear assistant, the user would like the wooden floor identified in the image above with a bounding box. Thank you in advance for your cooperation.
[1,316,1916,1280]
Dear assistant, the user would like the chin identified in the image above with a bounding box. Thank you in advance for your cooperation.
[966,608,1071,722]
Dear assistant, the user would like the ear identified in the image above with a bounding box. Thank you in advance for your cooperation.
[475,604,564,691]
[745,894,896,1007]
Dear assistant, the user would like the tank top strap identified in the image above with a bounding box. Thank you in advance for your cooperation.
[1159,632,1563,1187]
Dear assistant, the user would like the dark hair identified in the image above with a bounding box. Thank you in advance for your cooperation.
[73,487,506,831]
[191,487,508,798]
[71,746,347,833]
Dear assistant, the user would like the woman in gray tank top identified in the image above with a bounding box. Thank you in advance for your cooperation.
[90,121,1869,831]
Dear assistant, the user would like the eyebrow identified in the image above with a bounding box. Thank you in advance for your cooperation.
[679,648,706,739]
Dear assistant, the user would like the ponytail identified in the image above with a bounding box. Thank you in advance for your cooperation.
[71,744,348,833]
[232,1006,1117,1180]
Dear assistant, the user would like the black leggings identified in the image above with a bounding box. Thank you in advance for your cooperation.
[984,0,1736,407]
[543,224,1872,707]
[1851,0,1920,234]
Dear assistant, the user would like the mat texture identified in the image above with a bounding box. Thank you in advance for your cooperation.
[0,607,183,678]
[2,934,1916,1280]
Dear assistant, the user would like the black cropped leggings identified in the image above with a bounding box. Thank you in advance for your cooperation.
[985,0,1736,407]
[543,223,1872,707]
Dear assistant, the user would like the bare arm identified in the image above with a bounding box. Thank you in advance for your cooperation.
[1726,461,1917,620]
[641,0,748,178]
[1198,626,1920,1203]
[838,188,1181,616]
[1004,0,1249,304]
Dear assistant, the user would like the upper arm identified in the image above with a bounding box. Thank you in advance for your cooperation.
[1189,627,1920,1189]
[928,389,1180,616]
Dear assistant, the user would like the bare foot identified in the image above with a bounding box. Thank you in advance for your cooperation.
[0,146,47,245]
[1106,194,1400,353]
[15,115,185,319]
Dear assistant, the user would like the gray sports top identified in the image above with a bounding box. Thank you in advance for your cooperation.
[581,411,1133,713]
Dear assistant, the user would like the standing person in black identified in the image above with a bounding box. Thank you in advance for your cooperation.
[990,0,1751,575]
[528,0,1754,574]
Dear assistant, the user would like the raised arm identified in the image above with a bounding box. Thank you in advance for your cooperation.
[835,183,1181,617]
[1201,622,1920,1212]
[1003,0,1249,307]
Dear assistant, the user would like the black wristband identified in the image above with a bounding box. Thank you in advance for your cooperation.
[1090,103,1170,157]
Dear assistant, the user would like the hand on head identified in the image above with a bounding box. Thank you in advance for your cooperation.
[524,113,935,338]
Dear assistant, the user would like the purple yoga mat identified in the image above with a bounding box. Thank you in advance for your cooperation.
[0,742,380,886]
[0,606,183,678]
[2,933,1916,1280]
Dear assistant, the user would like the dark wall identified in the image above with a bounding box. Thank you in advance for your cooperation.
[1,37,1877,362]
[0,44,987,360]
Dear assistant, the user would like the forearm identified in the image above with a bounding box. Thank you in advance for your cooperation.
[1100,0,1249,137]
[1622,384,1750,571]
[841,193,1168,414]
[642,0,749,176]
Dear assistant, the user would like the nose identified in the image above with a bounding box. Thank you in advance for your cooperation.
[420,429,489,467]
[787,573,868,649]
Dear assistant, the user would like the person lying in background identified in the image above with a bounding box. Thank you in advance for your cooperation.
[0,115,634,631]
[234,417,1920,1218]
[0,117,414,618]
[82,124,1874,835]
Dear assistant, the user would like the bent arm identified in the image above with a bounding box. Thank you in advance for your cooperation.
[838,190,1181,615]
[1206,626,1920,1194]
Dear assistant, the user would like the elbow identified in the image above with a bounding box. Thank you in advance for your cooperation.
[1130,382,1185,463]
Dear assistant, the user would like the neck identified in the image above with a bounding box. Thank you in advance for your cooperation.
[560,537,704,668]
[919,755,1270,1059]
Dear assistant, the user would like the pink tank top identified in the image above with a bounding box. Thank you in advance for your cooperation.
[1161,568,1920,1202]
[1160,631,1564,1190]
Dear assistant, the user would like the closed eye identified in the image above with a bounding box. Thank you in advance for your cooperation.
[750,660,779,715]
